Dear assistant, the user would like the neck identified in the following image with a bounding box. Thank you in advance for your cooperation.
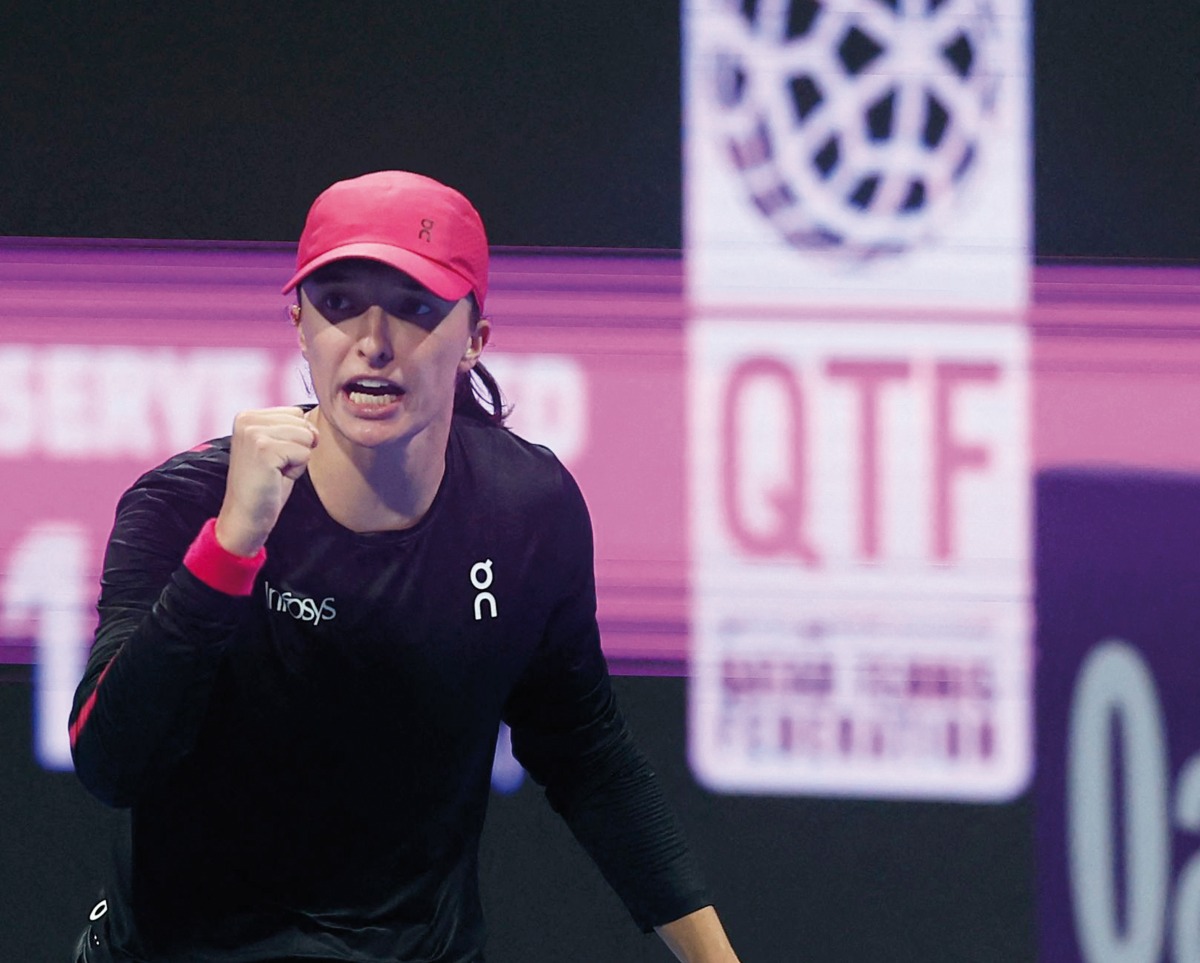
[306,409,452,533]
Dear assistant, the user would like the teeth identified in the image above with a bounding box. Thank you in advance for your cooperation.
[348,390,399,406]
[353,378,396,389]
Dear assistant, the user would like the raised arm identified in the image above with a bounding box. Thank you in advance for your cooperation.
[70,408,318,806]
[70,464,251,805]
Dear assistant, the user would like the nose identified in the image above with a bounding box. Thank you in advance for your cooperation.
[356,305,394,367]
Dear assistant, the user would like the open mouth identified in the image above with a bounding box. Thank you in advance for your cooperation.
[343,377,404,407]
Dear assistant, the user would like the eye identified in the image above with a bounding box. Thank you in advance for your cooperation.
[321,292,356,313]
[393,296,433,317]
[302,283,365,322]
[388,293,452,329]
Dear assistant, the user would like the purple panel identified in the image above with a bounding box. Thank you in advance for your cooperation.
[1036,468,1200,961]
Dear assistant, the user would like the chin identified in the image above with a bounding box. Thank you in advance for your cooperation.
[340,420,414,450]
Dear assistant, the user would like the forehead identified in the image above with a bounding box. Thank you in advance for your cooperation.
[302,258,427,290]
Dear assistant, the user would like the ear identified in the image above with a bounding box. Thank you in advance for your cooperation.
[295,313,308,360]
[457,316,491,374]
[292,297,308,359]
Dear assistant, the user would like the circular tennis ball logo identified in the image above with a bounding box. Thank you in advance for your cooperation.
[708,0,1001,258]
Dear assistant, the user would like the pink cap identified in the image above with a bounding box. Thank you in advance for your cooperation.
[282,171,489,309]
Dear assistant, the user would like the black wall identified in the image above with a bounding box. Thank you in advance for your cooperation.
[1,0,1197,258]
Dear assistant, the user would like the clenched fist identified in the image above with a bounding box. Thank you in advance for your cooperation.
[214,407,319,557]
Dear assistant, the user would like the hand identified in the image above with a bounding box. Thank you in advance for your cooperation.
[656,906,741,963]
[214,407,319,557]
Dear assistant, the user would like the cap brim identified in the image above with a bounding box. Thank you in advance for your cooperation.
[281,242,474,302]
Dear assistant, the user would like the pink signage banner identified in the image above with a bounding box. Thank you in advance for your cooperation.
[0,241,691,769]
[1,239,1198,778]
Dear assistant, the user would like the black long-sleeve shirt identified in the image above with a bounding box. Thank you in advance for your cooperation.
[70,416,708,962]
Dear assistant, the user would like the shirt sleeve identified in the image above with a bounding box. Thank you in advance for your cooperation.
[69,463,260,808]
[502,464,711,932]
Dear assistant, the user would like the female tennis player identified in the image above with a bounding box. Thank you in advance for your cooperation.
[69,171,741,963]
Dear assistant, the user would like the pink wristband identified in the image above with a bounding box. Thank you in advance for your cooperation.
[183,518,266,597]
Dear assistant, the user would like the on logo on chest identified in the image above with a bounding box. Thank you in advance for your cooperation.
[470,559,497,621]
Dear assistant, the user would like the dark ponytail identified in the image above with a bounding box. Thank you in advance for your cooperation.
[453,361,508,426]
